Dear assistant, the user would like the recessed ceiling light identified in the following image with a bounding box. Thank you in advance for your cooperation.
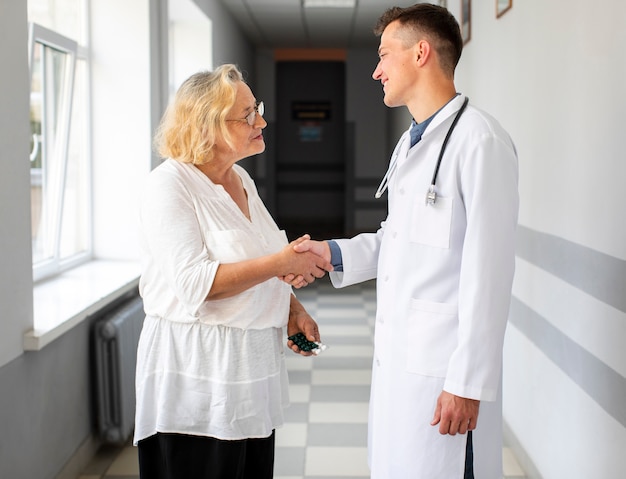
[303,0,356,8]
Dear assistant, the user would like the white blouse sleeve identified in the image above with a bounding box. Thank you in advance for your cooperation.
[139,166,218,317]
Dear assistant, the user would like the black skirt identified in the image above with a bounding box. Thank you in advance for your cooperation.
[137,431,275,479]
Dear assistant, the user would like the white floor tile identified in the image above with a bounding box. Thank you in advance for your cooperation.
[321,344,374,358]
[288,384,311,402]
[317,324,372,336]
[317,308,369,319]
[312,369,372,385]
[285,356,315,371]
[276,423,308,447]
[305,446,369,476]
[309,402,369,423]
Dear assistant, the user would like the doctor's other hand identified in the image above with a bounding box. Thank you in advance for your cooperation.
[430,390,480,436]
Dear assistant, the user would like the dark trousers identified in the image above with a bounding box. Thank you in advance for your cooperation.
[137,431,275,479]
[464,430,474,479]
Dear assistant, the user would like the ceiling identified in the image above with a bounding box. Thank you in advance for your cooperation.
[216,0,433,49]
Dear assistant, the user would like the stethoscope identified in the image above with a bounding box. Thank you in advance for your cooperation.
[374,97,469,205]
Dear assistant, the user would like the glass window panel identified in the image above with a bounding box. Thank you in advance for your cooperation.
[59,59,90,260]
[36,44,74,266]
[30,42,46,263]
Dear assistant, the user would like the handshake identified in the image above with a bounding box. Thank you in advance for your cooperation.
[278,234,332,288]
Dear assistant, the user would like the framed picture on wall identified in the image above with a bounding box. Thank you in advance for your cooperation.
[461,0,471,44]
[496,0,512,18]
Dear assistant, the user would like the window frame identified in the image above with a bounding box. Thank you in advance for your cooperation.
[28,22,92,282]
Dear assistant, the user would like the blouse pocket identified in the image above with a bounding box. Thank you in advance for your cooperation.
[204,229,254,263]
[409,195,453,249]
[406,299,458,378]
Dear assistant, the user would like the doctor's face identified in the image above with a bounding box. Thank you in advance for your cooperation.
[372,21,418,108]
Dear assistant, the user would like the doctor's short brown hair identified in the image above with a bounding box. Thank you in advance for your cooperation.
[374,3,463,78]
[154,64,244,165]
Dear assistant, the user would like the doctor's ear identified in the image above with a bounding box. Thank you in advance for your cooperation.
[414,40,431,65]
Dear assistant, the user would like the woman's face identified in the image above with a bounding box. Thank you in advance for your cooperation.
[221,81,267,162]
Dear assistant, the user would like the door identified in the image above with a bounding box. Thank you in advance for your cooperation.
[275,61,346,240]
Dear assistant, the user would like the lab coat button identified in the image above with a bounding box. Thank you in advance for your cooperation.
[399,187,405,195]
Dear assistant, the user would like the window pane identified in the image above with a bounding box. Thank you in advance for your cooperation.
[31,42,74,265]
[60,59,89,259]
[30,42,49,263]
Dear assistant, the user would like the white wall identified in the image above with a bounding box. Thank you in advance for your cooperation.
[192,0,255,81]
[169,0,213,95]
[0,0,34,366]
[90,0,153,260]
[453,1,626,477]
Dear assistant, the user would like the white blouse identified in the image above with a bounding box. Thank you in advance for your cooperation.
[134,159,292,444]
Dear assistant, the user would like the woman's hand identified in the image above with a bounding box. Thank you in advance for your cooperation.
[287,295,321,356]
[279,235,332,287]
[280,235,332,288]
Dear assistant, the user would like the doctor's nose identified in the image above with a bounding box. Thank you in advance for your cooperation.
[372,64,382,80]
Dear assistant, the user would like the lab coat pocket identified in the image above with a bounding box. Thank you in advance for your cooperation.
[406,299,458,378]
[409,196,453,249]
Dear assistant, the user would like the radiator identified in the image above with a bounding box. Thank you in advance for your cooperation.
[93,294,144,444]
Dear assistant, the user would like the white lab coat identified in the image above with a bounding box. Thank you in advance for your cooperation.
[330,94,519,478]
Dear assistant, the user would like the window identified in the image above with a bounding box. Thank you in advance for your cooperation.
[28,0,90,281]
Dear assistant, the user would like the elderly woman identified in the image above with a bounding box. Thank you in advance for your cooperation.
[134,64,331,479]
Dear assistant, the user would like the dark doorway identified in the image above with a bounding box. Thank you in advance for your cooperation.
[275,61,346,241]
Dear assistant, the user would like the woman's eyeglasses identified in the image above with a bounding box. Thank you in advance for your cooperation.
[227,101,264,126]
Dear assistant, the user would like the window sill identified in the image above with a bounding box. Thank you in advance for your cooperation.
[24,259,141,351]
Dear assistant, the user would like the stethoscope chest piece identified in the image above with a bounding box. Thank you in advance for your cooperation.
[426,185,437,205]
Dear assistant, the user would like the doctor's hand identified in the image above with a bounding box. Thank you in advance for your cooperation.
[430,390,480,436]
[293,237,331,262]
[281,235,332,288]
[278,235,333,288]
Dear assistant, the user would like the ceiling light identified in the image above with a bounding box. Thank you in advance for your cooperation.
[303,0,356,8]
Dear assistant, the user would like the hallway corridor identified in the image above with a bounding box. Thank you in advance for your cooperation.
[80,280,526,479]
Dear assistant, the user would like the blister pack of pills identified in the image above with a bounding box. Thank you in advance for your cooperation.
[288,332,328,355]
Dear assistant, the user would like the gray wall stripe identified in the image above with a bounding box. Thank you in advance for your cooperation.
[516,225,626,314]
[509,297,626,428]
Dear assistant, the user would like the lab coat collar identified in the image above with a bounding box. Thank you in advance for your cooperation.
[420,94,467,141]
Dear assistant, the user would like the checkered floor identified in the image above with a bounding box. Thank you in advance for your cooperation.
[80,279,526,478]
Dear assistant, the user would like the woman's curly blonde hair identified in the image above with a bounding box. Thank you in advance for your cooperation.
[154,64,244,165]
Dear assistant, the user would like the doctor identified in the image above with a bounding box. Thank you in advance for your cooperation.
[292,4,519,478]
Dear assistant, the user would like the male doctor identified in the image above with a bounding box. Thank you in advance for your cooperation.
[292,4,519,478]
